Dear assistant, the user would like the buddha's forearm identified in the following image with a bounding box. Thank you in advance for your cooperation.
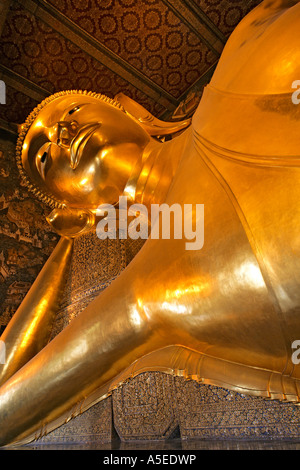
[0,237,73,386]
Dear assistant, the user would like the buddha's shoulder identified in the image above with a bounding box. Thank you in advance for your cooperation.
[210,0,300,95]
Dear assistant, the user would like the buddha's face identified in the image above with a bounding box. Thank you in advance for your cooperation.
[21,93,150,210]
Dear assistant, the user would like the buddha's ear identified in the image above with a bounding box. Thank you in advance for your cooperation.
[46,207,95,237]
[114,92,191,137]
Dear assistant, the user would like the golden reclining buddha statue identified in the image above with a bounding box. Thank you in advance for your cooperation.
[1,0,300,446]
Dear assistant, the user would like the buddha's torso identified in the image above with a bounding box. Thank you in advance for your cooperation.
[130,0,300,385]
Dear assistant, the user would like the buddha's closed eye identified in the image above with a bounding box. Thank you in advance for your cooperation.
[36,142,51,179]
[41,151,47,163]
[68,106,80,115]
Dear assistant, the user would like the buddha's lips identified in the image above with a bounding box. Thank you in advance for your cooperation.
[70,123,101,169]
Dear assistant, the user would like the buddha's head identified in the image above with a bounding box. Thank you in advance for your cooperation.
[16,90,150,213]
[16,90,191,236]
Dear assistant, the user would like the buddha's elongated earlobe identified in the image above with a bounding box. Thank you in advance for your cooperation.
[46,207,96,237]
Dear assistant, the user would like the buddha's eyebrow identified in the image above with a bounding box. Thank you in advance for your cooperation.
[63,103,88,119]
[60,106,80,121]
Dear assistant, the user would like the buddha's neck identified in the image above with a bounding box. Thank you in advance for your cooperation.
[123,130,190,210]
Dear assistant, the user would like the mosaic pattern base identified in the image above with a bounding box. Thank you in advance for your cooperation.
[37,396,114,446]
[113,372,179,441]
[32,372,300,445]
[175,377,300,441]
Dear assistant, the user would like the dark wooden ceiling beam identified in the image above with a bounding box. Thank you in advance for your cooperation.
[0,64,50,103]
[161,0,226,55]
[178,0,227,43]
[18,0,179,112]
[0,117,18,136]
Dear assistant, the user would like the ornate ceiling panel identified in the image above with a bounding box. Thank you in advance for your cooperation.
[0,0,262,127]
[45,0,218,98]
[192,0,261,36]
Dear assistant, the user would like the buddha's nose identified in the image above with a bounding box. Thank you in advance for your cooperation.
[47,121,80,169]
[69,123,101,170]
[56,121,78,148]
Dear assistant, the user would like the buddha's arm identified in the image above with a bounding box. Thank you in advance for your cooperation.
[0,237,73,386]
[0,257,168,447]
